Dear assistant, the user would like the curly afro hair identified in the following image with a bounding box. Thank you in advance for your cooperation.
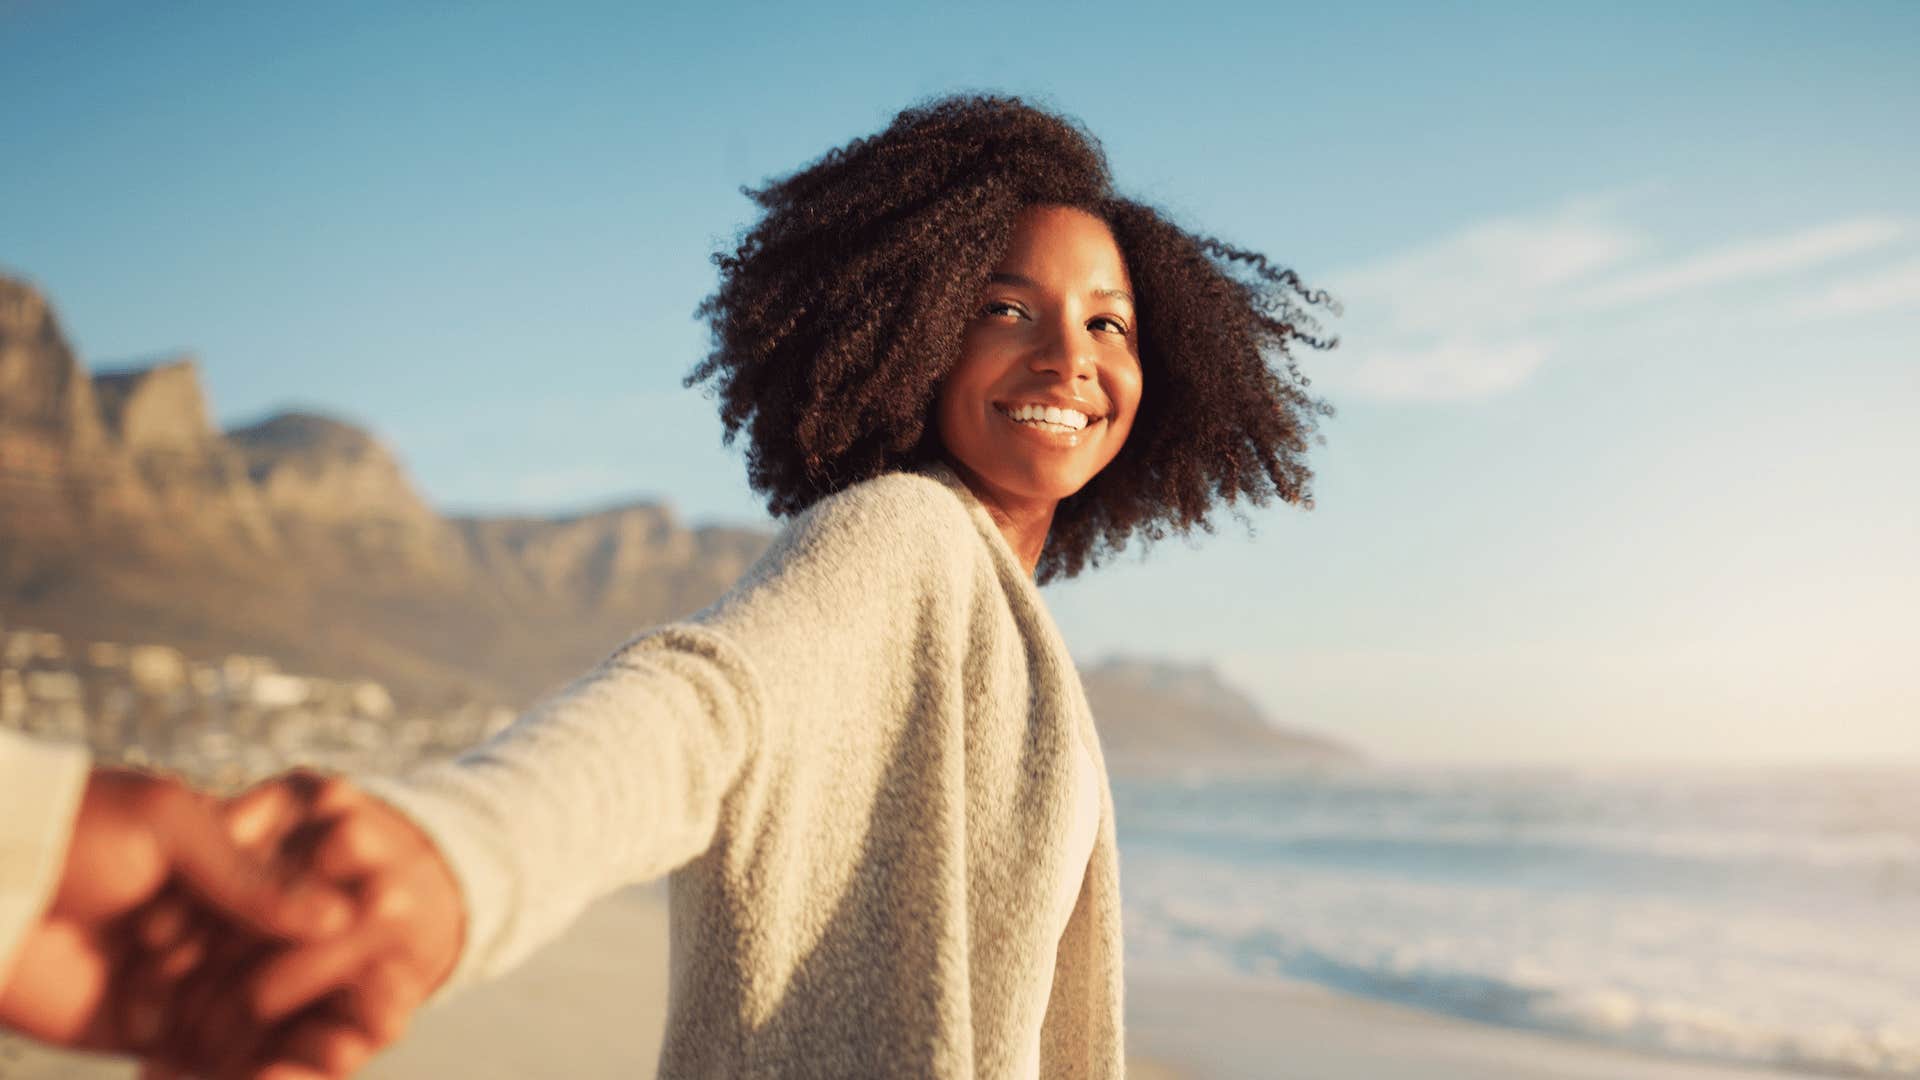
[689,94,1338,583]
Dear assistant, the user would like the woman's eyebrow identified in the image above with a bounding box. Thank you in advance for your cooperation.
[988,271,1134,305]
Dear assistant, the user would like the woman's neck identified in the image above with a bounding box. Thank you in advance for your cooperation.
[940,458,1055,577]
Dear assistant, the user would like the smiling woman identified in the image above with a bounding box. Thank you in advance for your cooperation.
[692,94,1339,581]
[96,95,1339,1080]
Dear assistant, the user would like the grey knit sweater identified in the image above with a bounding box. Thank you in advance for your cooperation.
[367,462,1125,1078]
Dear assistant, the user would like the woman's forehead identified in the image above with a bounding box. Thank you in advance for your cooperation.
[994,205,1132,295]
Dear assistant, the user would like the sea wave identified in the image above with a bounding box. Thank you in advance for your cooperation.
[1117,770,1920,1080]
[1127,894,1920,1078]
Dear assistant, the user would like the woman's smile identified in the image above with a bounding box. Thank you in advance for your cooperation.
[992,401,1106,442]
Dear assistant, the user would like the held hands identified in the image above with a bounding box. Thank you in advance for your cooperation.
[0,768,353,1054]
[146,772,467,1079]
[0,768,465,1080]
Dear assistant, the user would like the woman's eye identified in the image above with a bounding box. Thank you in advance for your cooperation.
[981,300,1027,320]
[1091,316,1130,335]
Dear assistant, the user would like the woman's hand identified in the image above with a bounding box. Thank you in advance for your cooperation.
[144,771,466,1079]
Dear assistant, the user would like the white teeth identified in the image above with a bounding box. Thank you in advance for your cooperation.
[1001,404,1091,431]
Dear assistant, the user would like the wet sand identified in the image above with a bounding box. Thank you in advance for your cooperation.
[1124,968,1832,1080]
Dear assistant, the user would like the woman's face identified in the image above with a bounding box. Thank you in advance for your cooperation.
[935,204,1143,512]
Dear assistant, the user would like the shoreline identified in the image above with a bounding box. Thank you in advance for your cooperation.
[1125,967,1835,1080]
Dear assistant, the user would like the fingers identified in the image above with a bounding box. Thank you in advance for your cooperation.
[162,787,355,942]
[337,960,426,1046]
[136,891,192,952]
[255,1062,337,1080]
[104,924,209,1052]
[255,1065,336,1080]
[141,927,274,1067]
[210,964,419,1080]
[250,1010,375,1080]
[225,771,362,850]
[145,772,453,1079]
[118,959,176,1051]
[276,1013,376,1078]
[117,771,435,1079]
[207,921,425,1073]
[247,933,384,1026]
[156,929,209,980]
[230,987,383,1080]
[224,779,305,849]
[312,811,399,881]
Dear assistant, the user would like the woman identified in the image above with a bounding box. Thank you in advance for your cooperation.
[140,94,1335,1079]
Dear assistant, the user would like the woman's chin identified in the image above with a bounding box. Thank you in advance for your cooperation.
[975,461,1098,505]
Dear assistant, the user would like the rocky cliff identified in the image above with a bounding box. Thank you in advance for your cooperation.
[1083,657,1362,773]
[0,280,131,529]
[0,280,106,447]
[94,357,216,453]
[0,274,768,705]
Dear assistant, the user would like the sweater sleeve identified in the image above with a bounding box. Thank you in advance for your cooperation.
[0,731,91,994]
[362,472,972,991]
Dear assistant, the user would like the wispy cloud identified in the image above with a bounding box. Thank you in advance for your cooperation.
[1329,212,1643,340]
[1787,256,1920,320]
[1574,218,1906,311]
[1318,202,1910,403]
[1339,338,1553,402]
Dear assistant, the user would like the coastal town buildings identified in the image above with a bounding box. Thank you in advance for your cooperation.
[0,620,513,791]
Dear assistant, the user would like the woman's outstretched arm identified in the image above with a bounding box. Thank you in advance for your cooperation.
[361,622,767,987]
[149,471,977,1076]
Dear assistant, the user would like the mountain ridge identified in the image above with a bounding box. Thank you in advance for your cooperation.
[0,273,762,705]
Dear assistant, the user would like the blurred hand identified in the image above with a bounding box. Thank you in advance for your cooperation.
[0,768,353,1056]
[146,771,465,1079]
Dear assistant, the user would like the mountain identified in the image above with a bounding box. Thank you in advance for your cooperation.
[0,278,107,446]
[0,273,1358,767]
[0,281,135,529]
[0,274,768,706]
[1082,658,1362,773]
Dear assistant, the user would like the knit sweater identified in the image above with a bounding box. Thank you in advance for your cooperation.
[366,462,1126,1079]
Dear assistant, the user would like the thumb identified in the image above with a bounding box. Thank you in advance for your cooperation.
[159,795,355,941]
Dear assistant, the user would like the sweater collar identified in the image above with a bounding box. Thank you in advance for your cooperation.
[910,462,1108,770]
[912,459,1045,587]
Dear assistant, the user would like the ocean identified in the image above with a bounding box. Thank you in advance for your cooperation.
[1114,764,1920,1078]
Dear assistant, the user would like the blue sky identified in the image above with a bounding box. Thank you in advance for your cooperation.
[3,2,1915,764]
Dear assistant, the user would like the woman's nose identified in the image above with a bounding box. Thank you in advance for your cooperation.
[1029,324,1096,381]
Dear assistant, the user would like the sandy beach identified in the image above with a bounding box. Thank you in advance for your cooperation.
[1,887,1832,1080]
